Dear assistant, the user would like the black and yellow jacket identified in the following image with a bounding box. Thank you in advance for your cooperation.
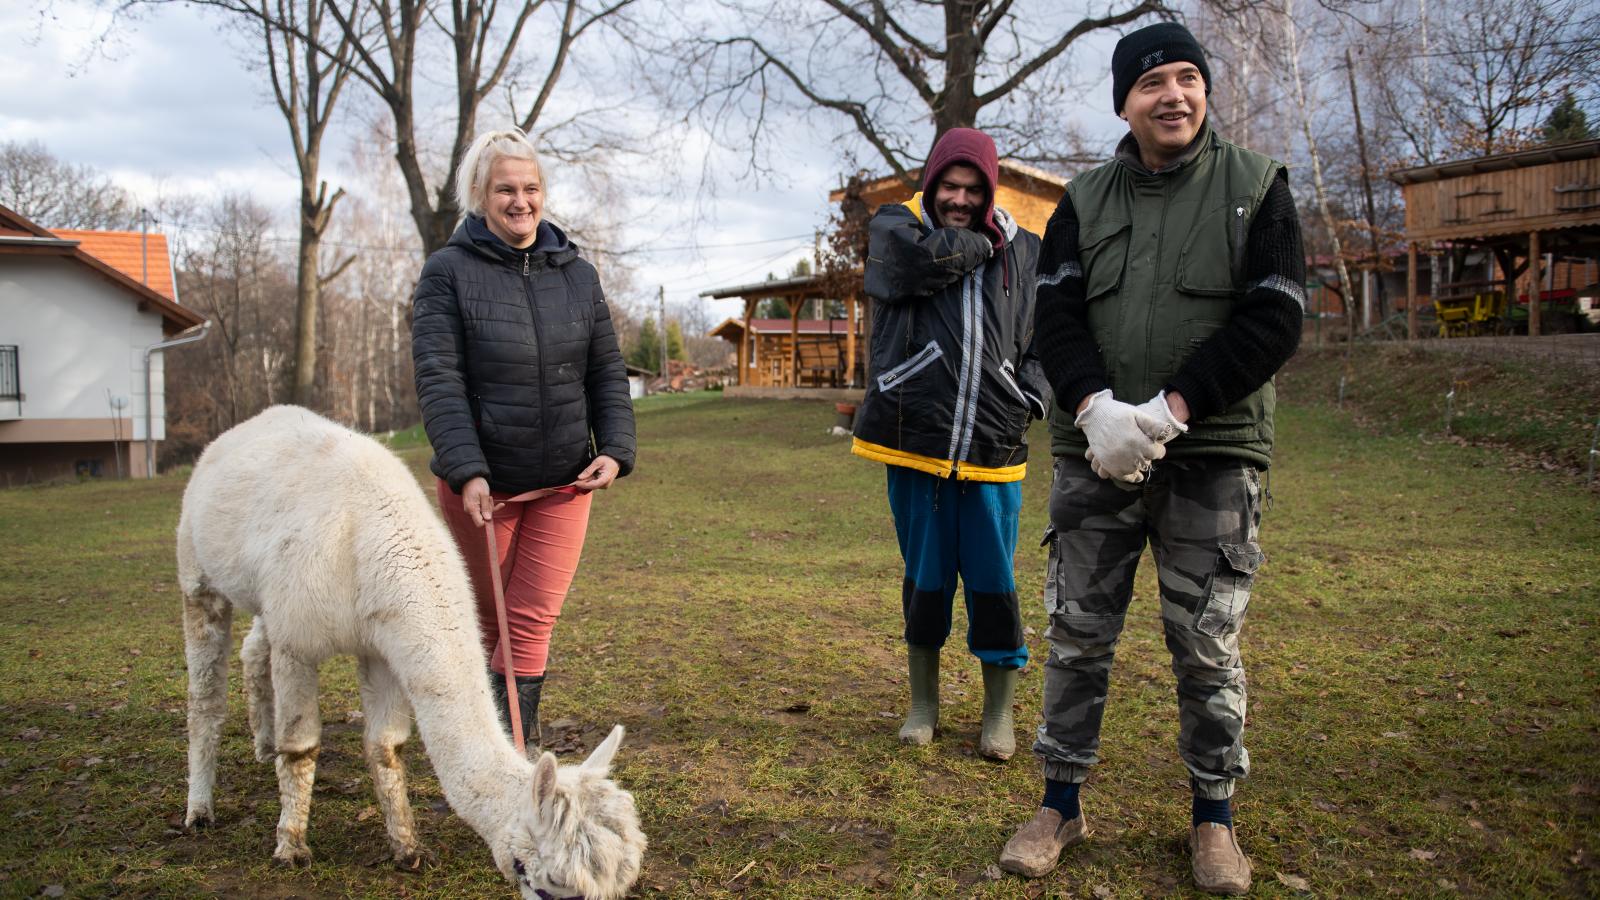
[850,194,1051,482]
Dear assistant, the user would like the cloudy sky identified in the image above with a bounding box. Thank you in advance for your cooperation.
[2,1,1125,324]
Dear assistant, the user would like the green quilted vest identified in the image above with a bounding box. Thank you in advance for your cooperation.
[1048,126,1285,468]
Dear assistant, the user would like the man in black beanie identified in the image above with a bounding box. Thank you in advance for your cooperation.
[997,21,1305,895]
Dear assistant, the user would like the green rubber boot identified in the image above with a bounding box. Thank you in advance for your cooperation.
[899,645,940,746]
[978,663,1018,761]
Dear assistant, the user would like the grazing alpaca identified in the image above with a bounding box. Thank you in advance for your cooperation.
[177,406,645,899]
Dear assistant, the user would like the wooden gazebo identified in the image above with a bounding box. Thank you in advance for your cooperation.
[1391,140,1600,338]
[700,273,866,391]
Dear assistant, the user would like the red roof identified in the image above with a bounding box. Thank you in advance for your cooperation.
[54,230,176,300]
[0,204,202,334]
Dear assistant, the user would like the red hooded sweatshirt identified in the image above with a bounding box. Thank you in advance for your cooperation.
[920,127,1004,248]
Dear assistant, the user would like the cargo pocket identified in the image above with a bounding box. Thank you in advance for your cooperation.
[1194,541,1263,637]
[1041,524,1062,616]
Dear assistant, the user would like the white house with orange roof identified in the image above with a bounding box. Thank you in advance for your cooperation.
[0,204,207,484]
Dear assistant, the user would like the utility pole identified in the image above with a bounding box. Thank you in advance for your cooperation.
[658,285,668,384]
[1346,48,1386,321]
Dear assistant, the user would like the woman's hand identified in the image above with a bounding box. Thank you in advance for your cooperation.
[572,455,620,492]
[462,477,502,527]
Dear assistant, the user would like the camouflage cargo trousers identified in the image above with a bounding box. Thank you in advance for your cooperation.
[1033,455,1264,800]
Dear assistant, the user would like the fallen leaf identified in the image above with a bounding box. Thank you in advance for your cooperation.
[983,863,1003,880]
[357,805,378,822]
[876,711,898,719]
[1313,799,1339,813]
[1093,887,1115,899]
[1275,871,1311,892]
[1381,731,1407,739]
[42,886,65,898]
[1409,848,1438,861]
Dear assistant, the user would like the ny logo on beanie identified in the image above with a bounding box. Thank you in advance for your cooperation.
[1141,50,1165,70]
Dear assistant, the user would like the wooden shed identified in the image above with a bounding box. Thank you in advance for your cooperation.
[701,274,865,392]
[827,159,1068,237]
[1390,139,1600,338]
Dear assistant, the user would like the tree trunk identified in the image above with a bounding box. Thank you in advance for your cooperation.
[291,202,320,406]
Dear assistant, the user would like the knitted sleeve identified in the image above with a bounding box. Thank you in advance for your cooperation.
[1166,176,1306,421]
[1032,193,1110,414]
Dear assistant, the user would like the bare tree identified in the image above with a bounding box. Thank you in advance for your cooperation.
[668,0,1169,183]
[1366,0,1599,162]
[318,0,640,254]
[0,140,140,230]
[258,0,359,407]
[166,194,296,457]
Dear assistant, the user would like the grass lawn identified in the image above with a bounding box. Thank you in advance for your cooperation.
[1,390,1596,898]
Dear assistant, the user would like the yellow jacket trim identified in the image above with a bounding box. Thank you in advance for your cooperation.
[851,437,1026,483]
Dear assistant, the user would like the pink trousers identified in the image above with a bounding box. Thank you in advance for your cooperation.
[435,478,593,677]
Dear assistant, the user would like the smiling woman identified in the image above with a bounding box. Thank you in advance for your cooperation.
[414,127,637,753]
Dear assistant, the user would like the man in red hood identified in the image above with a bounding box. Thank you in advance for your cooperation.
[850,127,1052,763]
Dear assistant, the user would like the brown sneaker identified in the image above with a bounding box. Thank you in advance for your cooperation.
[997,807,1089,878]
[1191,822,1252,895]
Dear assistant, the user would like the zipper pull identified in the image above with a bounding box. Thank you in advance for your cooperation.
[523,252,529,276]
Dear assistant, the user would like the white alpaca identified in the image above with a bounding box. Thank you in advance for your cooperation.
[177,406,645,899]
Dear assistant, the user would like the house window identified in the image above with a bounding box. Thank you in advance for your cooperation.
[0,345,17,401]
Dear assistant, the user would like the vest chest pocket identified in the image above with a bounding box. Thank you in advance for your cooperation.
[1079,220,1129,369]
[1079,219,1130,303]
[1175,198,1249,299]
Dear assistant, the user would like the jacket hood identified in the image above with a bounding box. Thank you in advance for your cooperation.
[450,214,578,265]
[920,127,1003,245]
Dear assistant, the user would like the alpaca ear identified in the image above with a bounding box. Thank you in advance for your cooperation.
[581,724,624,776]
[532,751,559,810]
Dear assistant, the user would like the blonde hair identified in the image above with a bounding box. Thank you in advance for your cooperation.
[454,128,545,217]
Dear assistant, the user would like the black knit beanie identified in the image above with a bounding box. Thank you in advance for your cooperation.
[1111,22,1211,114]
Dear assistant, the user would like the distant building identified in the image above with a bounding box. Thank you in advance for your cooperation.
[701,161,1068,396]
[827,159,1068,236]
[0,204,206,484]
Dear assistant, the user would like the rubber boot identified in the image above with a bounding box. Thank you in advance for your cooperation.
[488,668,544,751]
[978,663,1018,760]
[899,645,940,745]
[513,674,544,752]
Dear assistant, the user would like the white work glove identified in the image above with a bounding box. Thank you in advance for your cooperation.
[1075,389,1165,483]
[1133,391,1189,446]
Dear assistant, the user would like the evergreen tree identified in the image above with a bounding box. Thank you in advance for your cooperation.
[630,316,662,373]
[1543,92,1596,143]
[665,320,687,361]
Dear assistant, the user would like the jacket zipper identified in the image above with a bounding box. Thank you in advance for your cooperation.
[523,252,530,276]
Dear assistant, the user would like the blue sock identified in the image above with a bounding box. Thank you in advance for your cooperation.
[1041,779,1081,820]
[1192,795,1232,828]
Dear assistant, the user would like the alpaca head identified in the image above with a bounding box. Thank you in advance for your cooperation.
[494,725,646,900]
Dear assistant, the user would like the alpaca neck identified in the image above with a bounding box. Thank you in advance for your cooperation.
[377,580,534,840]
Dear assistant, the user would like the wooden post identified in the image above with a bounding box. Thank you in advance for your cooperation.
[789,301,801,387]
[1406,242,1418,340]
[845,295,858,387]
[1527,230,1542,337]
[741,297,755,385]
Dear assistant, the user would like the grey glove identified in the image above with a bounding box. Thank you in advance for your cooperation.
[1133,390,1189,446]
[1075,389,1165,483]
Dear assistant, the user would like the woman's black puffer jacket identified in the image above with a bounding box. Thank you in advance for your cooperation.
[413,215,635,494]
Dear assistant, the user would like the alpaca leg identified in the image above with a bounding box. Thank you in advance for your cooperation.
[357,655,428,869]
[182,585,233,829]
[269,649,321,867]
[241,618,275,763]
